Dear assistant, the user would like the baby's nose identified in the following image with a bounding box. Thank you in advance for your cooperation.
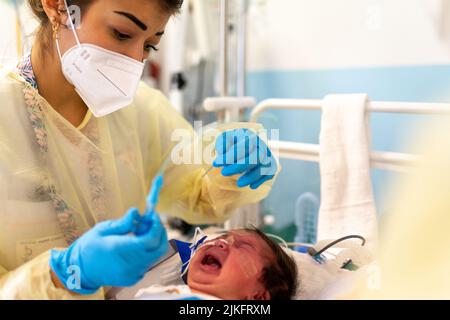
[214,238,232,249]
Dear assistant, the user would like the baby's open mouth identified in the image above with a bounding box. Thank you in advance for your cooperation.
[200,253,222,272]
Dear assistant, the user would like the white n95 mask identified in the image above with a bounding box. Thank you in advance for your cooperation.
[55,1,145,117]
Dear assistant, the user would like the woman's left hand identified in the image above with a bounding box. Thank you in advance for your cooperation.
[213,129,278,190]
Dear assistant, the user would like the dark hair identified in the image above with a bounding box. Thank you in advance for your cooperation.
[157,0,184,14]
[246,228,298,300]
[28,0,183,52]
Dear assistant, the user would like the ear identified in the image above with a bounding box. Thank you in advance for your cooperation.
[252,289,271,301]
[41,0,65,25]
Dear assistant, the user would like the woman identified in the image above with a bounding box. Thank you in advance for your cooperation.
[0,0,278,299]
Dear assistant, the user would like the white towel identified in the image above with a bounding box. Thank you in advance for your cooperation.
[317,94,378,246]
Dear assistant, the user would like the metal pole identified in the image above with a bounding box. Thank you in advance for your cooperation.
[219,0,229,97]
[236,0,248,98]
[250,99,450,122]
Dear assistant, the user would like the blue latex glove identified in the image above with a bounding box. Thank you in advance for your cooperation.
[213,128,278,189]
[49,208,168,295]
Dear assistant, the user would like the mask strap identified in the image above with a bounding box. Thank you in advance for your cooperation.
[56,0,82,60]
[63,0,81,47]
[55,31,63,60]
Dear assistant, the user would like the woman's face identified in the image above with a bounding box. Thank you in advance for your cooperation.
[57,0,171,62]
[187,230,272,300]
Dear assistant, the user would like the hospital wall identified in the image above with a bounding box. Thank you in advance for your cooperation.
[246,0,450,240]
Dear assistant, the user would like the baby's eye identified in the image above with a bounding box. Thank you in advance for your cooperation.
[238,241,254,250]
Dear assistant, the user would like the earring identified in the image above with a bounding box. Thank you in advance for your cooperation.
[52,21,60,40]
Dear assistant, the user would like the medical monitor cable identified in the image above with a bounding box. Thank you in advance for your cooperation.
[308,235,366,257]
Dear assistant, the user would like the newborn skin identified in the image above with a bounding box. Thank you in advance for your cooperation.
[187,230,273,300]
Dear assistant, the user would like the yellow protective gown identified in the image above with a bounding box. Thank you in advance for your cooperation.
[340,117,450,299]
[0,68,277,299]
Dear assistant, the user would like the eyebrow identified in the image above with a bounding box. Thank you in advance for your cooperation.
[114,11,165,37]
[235,233,258,248]
[114,11,148,31]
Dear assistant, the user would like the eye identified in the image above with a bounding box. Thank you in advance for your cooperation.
[112,29,132,41]
[144,44,159,52]
[238,240,254,250]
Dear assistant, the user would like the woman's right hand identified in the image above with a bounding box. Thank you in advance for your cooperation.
[49,208,168,295]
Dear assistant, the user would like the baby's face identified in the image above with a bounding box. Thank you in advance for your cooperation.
[187,230,272,300]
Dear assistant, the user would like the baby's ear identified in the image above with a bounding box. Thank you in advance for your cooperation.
[252,289,271,300]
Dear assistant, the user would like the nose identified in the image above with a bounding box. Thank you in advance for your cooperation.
[214,237,233,250]
[132,51,146,63]
[123,44,147,63]
[214,239,227,249]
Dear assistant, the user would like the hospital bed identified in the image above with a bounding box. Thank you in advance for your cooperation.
[203,96,450,230]
[138,94,450,301]
[201,96,450,300]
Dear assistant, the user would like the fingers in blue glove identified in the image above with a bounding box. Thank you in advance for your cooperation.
[96,208,141,236]
[141,229,169,263]
[237,161,276,189]
[134,211,168,251]
[219,140,273,176]
[213,129,277,190]
[127,236,168,281]
[214,129,256,167]
[249,174,275,190]
[221,162,259,177]
[215,129,250,155]
[134,208,155,236]
[237,166,263,188]
[220,147,260,176]
[214,132,273,167]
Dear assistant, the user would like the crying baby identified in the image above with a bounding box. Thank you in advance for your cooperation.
[133,228,298,300]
